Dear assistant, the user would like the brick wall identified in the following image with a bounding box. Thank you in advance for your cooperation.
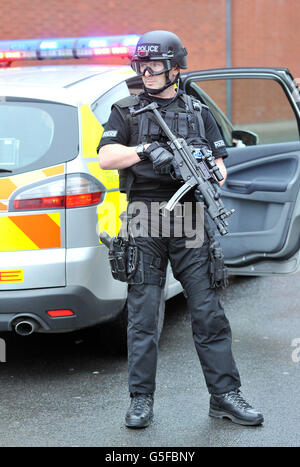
[232,0,300,79]
[1,0,299,124]
[1,0,298,76]
[0,0,227,70]
[230,0,300,123]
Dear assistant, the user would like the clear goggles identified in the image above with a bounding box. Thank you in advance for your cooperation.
[131,59,172,76]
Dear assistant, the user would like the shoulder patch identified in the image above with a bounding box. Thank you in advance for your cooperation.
[214,139,225,148]
[102,130,118,138]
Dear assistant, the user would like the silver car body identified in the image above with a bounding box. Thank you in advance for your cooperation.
[0,65,183,333]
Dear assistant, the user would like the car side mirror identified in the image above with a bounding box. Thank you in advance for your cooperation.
[232,129,259,146]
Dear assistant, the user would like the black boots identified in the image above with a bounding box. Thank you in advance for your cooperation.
[209,389,264,426]
[125,393,154,428]
[125,389,263,428]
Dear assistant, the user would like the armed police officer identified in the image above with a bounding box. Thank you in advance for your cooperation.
[98,30,263,428]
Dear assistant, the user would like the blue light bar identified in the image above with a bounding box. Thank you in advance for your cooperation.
[0,39,39,61]
[38,38,75,59]
[75,35,139,58]
[122,35,140,46]
[88,39,108,48]
[0,35,140,63]
[40,41,58,49]
[0,38,40,51]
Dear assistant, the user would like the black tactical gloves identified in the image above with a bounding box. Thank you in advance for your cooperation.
[143,142,174,173]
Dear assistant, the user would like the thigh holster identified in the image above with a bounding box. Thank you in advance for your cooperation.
[204,215,229,289]
[128,252,166,287]
[107,235,139,283]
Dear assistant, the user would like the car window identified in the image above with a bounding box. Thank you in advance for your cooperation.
[91,81,130,126]
[0,98,78,176]
[187,78,299,146]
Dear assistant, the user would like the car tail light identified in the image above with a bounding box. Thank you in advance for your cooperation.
[14,195,66,210]
[66,192,102,207]
[47,309,74,317]
[11,173,105,211]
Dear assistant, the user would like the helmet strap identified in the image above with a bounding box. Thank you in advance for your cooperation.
[144,71,180,95]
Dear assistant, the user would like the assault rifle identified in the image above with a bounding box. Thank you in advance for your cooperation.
[131,102,234,236]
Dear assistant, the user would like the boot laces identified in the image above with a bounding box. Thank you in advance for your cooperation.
[131,394,152,412]
[226,390,253,410]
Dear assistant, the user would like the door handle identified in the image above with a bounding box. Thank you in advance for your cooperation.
[226,179,287,194]
[226,180,251,194]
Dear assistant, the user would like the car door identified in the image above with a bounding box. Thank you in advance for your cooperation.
[181,67,300,276]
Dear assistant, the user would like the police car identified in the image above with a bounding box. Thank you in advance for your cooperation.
[1,35,300,339]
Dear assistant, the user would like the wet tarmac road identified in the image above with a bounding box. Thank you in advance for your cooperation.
[0,273,299,447]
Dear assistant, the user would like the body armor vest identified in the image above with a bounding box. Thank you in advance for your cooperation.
[114,92,207,198]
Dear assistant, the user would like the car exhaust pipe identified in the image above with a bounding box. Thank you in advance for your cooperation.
[13,318,40,336]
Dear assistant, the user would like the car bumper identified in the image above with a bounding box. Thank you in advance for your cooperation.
[0,285,126,333]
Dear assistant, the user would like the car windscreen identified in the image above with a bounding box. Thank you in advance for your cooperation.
[0,97,79,176]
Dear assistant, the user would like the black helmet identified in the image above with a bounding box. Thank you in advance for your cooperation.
[131,30,187,94]
[131,30,188,73]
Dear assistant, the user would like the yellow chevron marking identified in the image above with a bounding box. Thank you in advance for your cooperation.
[12,171,47,188]
[0,165,65,201]
[42,165,65,177]
[0,217,38,251]
[87,162,119,190]
[80,105,121,190]
[119,69,135,77]
[47,212,61,227]
[80,104,104,158]
[0,178,17,198]
[97,191,128,240]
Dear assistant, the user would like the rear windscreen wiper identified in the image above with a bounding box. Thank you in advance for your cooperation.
[0,168,12,173]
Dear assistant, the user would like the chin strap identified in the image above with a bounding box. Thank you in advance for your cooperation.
[144,72,180,95]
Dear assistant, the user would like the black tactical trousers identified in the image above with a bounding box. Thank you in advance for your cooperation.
[126,200,241,395]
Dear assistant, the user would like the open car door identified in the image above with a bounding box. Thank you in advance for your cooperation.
[181,67,300,276]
